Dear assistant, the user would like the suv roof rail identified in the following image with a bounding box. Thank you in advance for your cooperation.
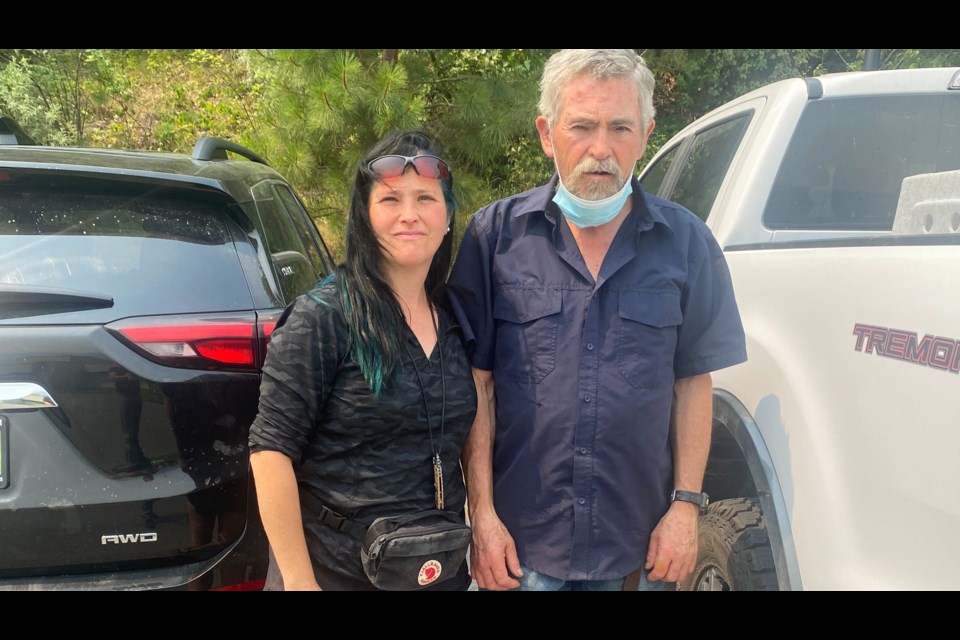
[192,136,269,166]
[0,116,38,146]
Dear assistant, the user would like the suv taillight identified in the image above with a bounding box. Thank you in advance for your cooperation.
[256,309,284,368]
[107,310,284,371]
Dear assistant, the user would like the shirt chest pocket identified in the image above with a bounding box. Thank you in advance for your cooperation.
[493,288,562,383]
[617,290,681,389]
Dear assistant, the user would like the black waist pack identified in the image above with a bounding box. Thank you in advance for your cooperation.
[302,491,471,590]
[360,509,472,590]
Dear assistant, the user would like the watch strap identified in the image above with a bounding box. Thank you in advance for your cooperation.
[671,489,709,513]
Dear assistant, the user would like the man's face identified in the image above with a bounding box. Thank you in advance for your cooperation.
[536,75,655,200]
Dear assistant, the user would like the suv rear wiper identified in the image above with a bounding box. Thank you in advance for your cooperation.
[0,284,114,319]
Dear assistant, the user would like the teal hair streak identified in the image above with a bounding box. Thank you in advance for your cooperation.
[307,274,386,396]
[345,298,387,397]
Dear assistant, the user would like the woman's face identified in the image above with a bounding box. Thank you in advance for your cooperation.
[368,166,448,275]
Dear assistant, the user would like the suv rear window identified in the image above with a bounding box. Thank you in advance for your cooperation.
[0,181,252,321]
[764,94,960,230]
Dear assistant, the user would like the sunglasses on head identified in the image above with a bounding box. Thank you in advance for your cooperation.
[367,154,451,181]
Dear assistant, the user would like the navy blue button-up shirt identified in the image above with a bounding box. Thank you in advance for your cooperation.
[447,175,747,581]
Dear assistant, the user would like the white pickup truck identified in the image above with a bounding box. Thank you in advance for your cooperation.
[638,66,960,590]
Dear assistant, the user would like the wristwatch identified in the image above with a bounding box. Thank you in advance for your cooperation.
[671,489,710,514]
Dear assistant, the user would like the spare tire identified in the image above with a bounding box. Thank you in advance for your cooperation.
[677,497,779,591]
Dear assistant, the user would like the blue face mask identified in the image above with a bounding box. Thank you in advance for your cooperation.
[551,167,635,228]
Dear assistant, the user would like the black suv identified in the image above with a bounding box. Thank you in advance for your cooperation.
[0,121,335,590]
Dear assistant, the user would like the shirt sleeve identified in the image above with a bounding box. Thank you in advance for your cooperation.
[674,228,748,379]
[447,211,496,372]
[248,292,347,463]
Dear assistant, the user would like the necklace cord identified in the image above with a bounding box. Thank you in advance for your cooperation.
[403,305,445,478]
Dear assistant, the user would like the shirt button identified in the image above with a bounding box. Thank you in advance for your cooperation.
[586,343,594,351]
[579,447,587,454]
[578,498,586,505]
[584,395,591,403]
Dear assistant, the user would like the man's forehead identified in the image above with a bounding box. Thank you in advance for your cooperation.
[558,76,640,118]
[557,105,642,127]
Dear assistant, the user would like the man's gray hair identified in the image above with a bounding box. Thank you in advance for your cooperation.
[538,49,656,130]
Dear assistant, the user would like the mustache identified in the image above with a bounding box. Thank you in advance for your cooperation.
[569,157,623,183]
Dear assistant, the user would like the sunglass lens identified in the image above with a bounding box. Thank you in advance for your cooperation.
[414,157,450,180]
[369,155,450,180]
[369,156,407,178]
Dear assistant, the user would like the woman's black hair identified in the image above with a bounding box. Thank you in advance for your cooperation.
[329,130,457,395]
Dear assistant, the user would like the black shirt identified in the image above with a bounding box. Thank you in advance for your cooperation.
[249,280,478,584]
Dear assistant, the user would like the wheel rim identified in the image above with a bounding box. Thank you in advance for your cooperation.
[695,566,731,591]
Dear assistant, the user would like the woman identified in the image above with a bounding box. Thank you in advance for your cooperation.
[248,130,477,591]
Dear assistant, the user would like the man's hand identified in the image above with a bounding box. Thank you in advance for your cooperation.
[469,510,523,590]
[643,500,699,583]
[646,372,711,584]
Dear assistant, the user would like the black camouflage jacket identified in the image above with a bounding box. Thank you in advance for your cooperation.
[249,281,477,583]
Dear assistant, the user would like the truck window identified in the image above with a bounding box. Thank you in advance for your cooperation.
[669,115,751,222]
[764,94,960,230]
[639,143,679,197]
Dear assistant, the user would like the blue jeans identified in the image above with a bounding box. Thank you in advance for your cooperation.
[515,566,671,591]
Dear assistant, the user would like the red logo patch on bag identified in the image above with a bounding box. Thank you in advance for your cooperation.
[418,560,442,586]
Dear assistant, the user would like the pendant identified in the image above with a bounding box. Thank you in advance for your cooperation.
[433,453,445,510]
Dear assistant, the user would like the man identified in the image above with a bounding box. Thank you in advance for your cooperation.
[447,49,747,591]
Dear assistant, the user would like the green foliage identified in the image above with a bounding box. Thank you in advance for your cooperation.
[408,49,553,213]
[869,49,960,70]
[7,48,960,262]
[0,49,133,145]
[85,49,263,153]
[0,54,74,145]
[641,49,830,162]
[244,49,554,259]
[0,49,263,152]
[242,49,424,260]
